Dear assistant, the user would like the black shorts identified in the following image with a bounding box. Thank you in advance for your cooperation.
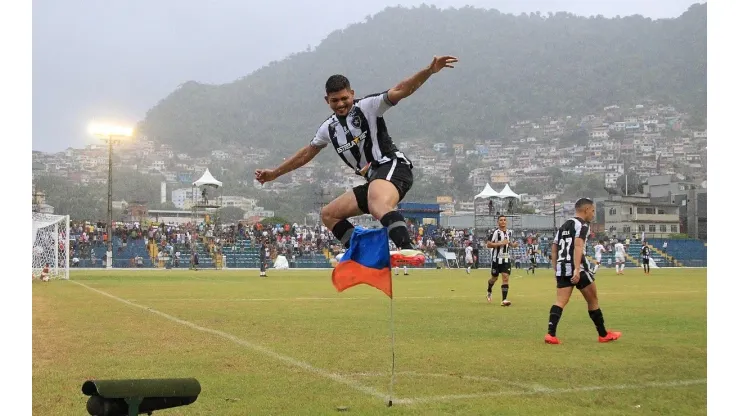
[530,256,537,264]
[490,261,512,277]
[643,258,650,265]
[556,270,595,290]
[259,258,267,271]
[353,160,413,214]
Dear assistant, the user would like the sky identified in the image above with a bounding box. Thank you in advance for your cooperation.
[32,0,705,152]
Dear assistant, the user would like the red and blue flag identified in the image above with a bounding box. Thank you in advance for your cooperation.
[332,227,392,298]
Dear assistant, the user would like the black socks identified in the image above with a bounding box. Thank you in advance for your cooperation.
[331,220,355,249]
[589,308,608,337]
[501,284,509,301]
[332,211,413,251]
[548,305,563,336]
[547,306,607,337]
[380,211,413,250]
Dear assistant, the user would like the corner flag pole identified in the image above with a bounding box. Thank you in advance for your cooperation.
[388,295,396,407]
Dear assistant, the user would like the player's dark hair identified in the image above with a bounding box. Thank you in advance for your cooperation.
[498,215,507,220]
[325,75,351,94]
[575,198,594,210]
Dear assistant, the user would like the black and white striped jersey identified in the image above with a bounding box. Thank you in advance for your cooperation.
[309,91,411,176]
[641,246,651,260]
[489,229,513,264]
[553,217,590,277]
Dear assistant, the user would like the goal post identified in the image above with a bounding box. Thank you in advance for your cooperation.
[32,213,70,280]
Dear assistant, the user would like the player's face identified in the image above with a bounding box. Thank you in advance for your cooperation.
[325,88,355,116]
[584,203,596,222]
[498,217,507,229]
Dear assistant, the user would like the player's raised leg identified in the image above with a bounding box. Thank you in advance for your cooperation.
[367,175,424,266]
[321,189,364,249]
[579,280,621,342]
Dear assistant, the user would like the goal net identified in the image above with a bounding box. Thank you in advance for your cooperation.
[32,213,70,280]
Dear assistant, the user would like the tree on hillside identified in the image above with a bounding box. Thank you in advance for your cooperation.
[219,206,246,223]
[615,172,644,195]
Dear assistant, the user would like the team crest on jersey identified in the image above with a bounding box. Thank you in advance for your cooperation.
[351,115,362,128]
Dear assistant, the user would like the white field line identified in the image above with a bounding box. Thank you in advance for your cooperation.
[347,371,550,392]
[119,290,703,303]
[69,281,387,401]
[395,378,707,405]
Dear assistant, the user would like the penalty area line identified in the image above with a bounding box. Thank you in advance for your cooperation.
[69,280,388,402]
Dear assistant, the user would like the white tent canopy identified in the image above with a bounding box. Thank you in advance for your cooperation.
[474,183,500,199]
[497,184,521,200]
[192,168,222,188]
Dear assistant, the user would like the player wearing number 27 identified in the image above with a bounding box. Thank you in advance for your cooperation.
[545,198,621,344]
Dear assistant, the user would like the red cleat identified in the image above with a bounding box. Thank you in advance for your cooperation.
[598,330,622,343]
[544,334,560,344]
[390,249,426,267]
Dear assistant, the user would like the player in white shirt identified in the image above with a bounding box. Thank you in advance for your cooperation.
[465,244,474,274]
[593,242,605,273]
[614,241,626,275]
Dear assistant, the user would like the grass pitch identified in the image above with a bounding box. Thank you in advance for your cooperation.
[33,267,706,415]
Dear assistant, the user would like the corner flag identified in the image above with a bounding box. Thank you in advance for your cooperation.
[332,227,393,298]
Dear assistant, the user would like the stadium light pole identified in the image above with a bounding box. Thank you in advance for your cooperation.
[89,123,134,269]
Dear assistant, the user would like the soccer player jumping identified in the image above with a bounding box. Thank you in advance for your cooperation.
[255,55,458,266]
[545,198,621,344]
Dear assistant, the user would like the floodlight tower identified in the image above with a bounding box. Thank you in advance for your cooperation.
[88,123,134,269]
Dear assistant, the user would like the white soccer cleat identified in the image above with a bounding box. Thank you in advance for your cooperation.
[501,300,512,307]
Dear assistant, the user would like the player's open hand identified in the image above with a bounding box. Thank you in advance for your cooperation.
[570,273,581,284]
[429,55,458,73]
[254,168,276,184]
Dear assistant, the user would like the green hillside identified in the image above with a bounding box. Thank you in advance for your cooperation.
[139,3,706,155]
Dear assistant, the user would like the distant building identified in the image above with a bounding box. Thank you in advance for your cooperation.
[172,188,196,209]
[602,195,680,238]
[646,175,707,240]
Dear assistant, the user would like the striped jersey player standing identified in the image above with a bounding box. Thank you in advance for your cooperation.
[545,198,621,344]
[486,216,519,306]
[526,242,538,275]
[255,55,458,268]
[640,242,651,274]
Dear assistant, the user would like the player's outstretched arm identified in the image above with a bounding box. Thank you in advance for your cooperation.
[386,55,458,105]
[255,144,321,184]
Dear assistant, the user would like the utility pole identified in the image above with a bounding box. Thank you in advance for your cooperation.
[107,136,113,269]
[313,188,332,226]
